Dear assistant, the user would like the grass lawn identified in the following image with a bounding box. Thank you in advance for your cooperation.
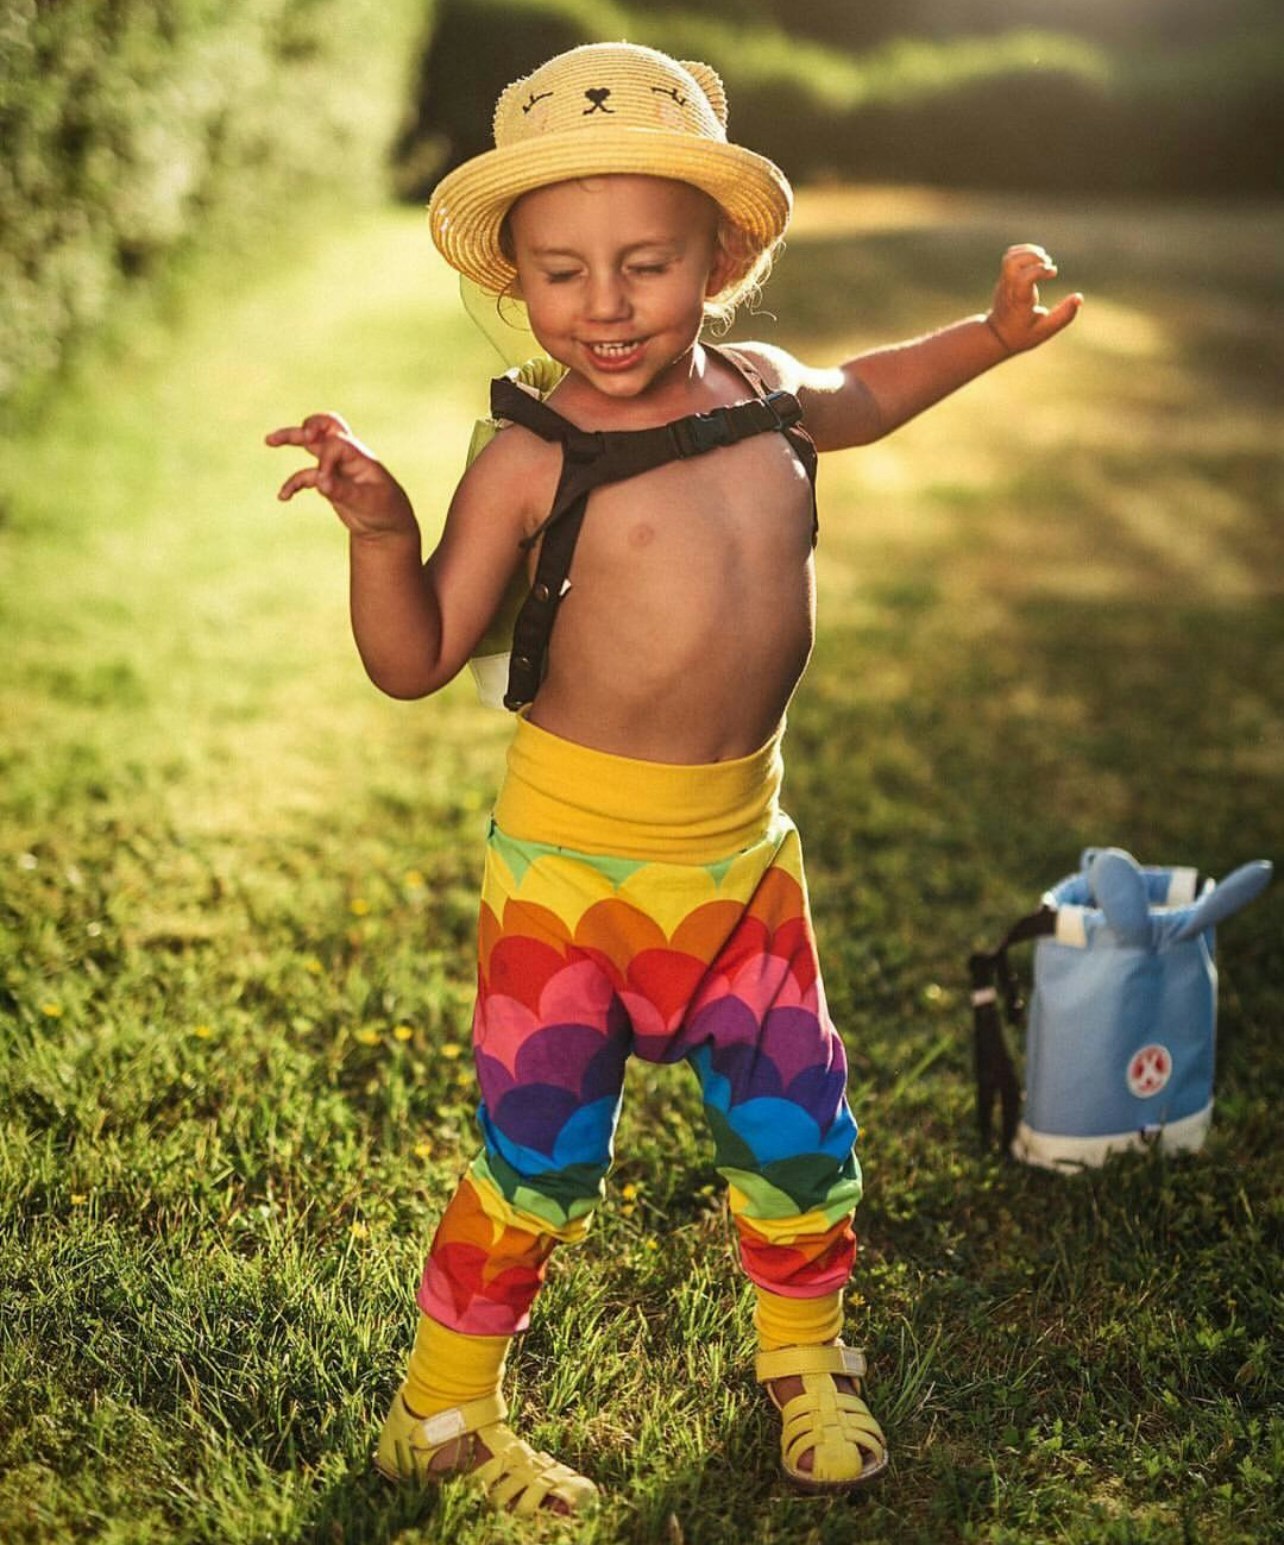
[1,188,1281,1544]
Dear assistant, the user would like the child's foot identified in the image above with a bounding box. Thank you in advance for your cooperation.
[374,1387,597,1516]
[755,1345,888,1491]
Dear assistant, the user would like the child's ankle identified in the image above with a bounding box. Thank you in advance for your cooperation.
[753,1288,845,1352]
[402,1314,511,1417]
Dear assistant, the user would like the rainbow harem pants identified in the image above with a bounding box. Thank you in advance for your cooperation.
[418,716,862,1336]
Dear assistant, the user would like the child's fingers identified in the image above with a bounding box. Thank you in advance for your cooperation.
[264,412,351,448]
[302,411,351,438]
[276,466,322,501]
[1003,243,1053,269]
[1037,292,1084,340]
[1000,246,1058,302]
[1006,261,1057,300]
[315,436,350,492]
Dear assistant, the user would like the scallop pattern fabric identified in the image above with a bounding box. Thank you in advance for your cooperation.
[418,817,863,1335]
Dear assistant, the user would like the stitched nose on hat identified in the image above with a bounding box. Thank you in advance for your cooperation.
[584,87,613,114]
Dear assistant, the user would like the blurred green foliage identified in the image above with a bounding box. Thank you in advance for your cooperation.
[4,0,1280,413]
[0,0,431,413]
[395,0,1283,203]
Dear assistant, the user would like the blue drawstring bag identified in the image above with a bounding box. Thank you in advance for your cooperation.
[970,847,1272,1170]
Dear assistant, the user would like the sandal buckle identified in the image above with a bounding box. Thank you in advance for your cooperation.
[418,1408,468,1446]
[837,1347,868,1378]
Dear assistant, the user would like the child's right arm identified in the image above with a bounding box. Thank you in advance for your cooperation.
[741,244,1081,454]
[267,412,539,698]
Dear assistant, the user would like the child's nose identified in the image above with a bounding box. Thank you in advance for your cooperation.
[584,271,631,320]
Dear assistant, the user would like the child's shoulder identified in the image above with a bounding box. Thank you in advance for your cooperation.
[716,339,807,396]
[470,394,561,480]
[453,400,561,537]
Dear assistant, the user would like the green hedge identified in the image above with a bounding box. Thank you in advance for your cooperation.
[395,0,1283,200]
[0,0,431,410]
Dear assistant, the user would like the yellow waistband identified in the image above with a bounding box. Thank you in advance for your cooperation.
[493,715,784,861]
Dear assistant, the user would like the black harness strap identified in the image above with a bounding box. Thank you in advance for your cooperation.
[493,344,819,711]
[969,906,1058,1153]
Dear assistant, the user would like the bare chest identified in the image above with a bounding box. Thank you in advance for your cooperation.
[569,431,814,577]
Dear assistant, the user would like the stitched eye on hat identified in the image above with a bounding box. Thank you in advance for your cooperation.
[522,90,553,114]
[650,85,687,108]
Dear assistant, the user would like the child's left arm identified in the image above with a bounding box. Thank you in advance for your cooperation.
[769,244,1082,453]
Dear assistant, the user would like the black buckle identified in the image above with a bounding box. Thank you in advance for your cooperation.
[669,409,733,458]
[764,390,802,429]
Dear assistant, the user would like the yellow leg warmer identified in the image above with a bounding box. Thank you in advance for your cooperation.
[754,1288,845,1351]
[402,1313,512,1419]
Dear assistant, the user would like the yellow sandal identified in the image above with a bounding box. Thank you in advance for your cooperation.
[375,1388,598,1516]
[755,1344,888,1492]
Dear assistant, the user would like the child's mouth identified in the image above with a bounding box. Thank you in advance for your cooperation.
[585,339,644,368]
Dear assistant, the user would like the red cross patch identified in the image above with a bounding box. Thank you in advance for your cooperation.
[1127,1043,1172,1099]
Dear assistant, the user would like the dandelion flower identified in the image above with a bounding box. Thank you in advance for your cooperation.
[354,1028,381,1047]
[350,1221,369,1240]
[440,1042,463,1060]
[70,1193,88,1206]
[404,870,426,890]
[193,1024,214,1039]
[393,1024,414,1043]
[349,898,371,917]
[621,1182,640,1200]
[40,1002,63,1018]
[414,1141,433,1160]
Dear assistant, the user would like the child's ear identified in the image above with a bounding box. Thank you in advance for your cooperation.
[705,239,736,298]
[708,218,753,298]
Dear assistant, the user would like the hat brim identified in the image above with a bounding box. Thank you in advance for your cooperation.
[428,130,792,297]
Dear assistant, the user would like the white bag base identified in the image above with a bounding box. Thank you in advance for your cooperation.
[1012,1101,1213,1171]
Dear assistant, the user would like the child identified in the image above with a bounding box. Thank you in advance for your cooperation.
[267,41,1080,1517]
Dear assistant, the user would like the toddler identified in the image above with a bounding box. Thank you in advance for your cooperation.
[268,40,1080,1517]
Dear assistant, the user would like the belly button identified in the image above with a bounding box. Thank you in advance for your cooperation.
[629,523,655,547]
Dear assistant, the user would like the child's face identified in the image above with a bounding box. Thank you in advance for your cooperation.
[507,175,727,400]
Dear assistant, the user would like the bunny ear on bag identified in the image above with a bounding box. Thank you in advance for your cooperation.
[1170,860,1273,942]
[1089,847,1152,946]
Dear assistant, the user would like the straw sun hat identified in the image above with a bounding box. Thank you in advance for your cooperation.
[428,42,793,298]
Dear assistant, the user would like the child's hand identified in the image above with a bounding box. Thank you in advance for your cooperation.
[265,413,416,540]
[987,244,1082,354]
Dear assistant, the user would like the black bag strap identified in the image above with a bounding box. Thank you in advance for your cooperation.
[491,351,818,711]
[968,905,1057,1153]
